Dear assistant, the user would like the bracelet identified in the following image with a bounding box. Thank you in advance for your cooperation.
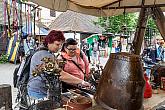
[77,81,85,88]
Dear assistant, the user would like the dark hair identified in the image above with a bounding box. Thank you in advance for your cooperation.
[61,38,77,52]
[44,30,65,47]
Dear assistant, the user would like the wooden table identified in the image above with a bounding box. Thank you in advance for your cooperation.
[38,90,165,110]
[144,90,165,110]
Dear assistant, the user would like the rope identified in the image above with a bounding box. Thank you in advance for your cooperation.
[30,5,32,36]
[12,0,19,39]
[16,1,19,40]
[3,0,7,34]
[19,1,23,40]
[6,0,11,38]
[25,3,27,34]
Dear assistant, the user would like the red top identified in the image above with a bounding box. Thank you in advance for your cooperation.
[61,50,90,80]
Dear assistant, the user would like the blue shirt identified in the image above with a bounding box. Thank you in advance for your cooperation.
[27,50,54,98]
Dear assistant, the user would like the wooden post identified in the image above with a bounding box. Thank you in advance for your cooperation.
[131,7,149,55]
[0,84,12,110]
[151,7,165,41]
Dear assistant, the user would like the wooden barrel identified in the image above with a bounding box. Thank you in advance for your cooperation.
[0,84,12,110]
[95,52,145,110]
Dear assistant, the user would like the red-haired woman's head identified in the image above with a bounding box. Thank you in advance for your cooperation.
[44,30,65,52]
[44,30,65,46]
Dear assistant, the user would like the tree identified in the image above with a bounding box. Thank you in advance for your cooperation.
[95,13,138,34]
[147,17,159,35]
[95,12,159,36]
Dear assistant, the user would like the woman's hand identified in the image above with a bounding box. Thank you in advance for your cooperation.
[78,81,91,89]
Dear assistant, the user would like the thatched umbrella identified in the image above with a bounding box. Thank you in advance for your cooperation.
[49,10,103,34]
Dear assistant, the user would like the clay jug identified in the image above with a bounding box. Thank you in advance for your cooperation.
[95,52,145,110]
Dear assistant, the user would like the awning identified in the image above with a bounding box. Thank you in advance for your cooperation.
[29,0,165,17]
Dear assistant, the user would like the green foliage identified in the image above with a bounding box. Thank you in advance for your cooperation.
[95,13,159,36]
[0,53,9,64]
[95,13,138,34]
[147,17,159,35]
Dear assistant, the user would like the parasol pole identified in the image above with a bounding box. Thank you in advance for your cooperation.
[25,3,27,34]
[33,7,36,38]
[151,7,165,41]
[28,4,30,34]
[131,0,149,55]
[19,0,23,40]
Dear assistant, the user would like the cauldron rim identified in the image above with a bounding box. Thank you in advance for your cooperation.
[110,52,141,62]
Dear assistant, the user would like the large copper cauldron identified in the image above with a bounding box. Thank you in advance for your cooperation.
[95,52,145,110]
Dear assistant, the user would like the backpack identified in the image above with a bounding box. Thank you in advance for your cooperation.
[13,66,20,88]
[13,47,48,88]
[13,47,48,109]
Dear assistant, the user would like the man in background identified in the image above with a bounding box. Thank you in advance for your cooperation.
[23,34,35,56]
[82,39,91,63]
[91,38,100,64]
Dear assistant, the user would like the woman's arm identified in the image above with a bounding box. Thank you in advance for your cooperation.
[60,70,82,84]
[59,70,91,87]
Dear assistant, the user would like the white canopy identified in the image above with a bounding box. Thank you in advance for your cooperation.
[30,0,165,16]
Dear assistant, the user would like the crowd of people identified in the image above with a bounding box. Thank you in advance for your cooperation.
[81,37,109,64]
[143,39,165,63]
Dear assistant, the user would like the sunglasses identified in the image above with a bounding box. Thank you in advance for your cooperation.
[66,47,77,51]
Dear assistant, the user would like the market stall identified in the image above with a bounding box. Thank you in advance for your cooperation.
[12,0,165,110]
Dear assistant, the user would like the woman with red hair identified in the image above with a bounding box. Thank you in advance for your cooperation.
[27,30,91,99]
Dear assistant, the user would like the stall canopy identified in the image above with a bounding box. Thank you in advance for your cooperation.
[30,0,165,17]
[49,10,103,33]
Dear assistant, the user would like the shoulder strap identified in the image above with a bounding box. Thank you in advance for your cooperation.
[61,52,87,80]
[71,60,86,80]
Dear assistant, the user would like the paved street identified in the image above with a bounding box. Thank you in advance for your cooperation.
[0,63,19,108]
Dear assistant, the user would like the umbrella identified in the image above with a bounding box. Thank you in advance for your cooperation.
[49,10,104,33]
[29,0,165,17]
